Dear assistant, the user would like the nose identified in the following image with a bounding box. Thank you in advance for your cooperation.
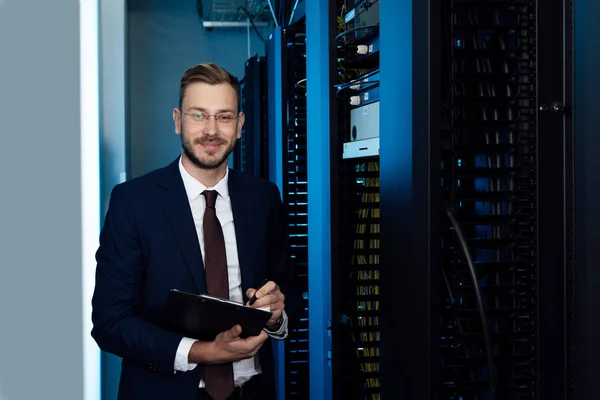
[203,116,218,135]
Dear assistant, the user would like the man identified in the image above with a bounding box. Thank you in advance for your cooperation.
[91,63,298,400]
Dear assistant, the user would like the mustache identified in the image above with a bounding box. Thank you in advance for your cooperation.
[195,136,227,145]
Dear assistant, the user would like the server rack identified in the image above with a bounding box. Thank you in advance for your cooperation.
[236,56,269,177]
[378,0,442,398]
[281,21,310,400]
[376,0,575,399]
[267,21,311,399]
[441,2,540,398]
[331,1,381,399]
[440,1,575,398]
[274,0,579,398]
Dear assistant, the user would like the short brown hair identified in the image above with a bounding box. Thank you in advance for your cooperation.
[178,63,240,109]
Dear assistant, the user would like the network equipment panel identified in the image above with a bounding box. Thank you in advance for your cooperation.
[332,1,381,399]
[338,1,380,162]
[350,101,379,142]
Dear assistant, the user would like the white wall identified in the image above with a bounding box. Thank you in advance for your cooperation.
[100,0,127,215]
[99,0,127,398]
[0,0,98,399]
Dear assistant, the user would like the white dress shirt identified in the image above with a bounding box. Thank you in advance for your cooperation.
[174,157,288,387]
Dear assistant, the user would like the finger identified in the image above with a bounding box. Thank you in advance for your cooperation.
[259,330,269,340]
[246,331,269,356]
[246,288,257,302]
[255,281,279,299]
[248,293,274,309]
[223,324,242,341]
[237,329,268,350]
[244,329,269,342]
[246,329,268,343]
[250,292,284,309]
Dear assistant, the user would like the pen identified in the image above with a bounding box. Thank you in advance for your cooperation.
[249,278,269,306]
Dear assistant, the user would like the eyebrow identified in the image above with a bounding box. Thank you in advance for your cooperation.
[187,106,237,113]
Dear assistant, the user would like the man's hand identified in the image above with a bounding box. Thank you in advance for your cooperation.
[188,325,268,364]
[246,281,286,328]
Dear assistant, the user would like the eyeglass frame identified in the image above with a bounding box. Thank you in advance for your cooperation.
[180,109,240,126]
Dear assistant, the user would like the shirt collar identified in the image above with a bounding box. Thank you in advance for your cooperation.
[178,155,230,202]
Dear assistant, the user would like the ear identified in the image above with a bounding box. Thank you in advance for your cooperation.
[173,108,182,135]
[236,112,245,139]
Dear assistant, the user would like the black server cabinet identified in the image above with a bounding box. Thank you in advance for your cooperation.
[269,22,311,400]
[331,1,382,400]
[236,56,269,178]
[244,27,310,398]
[281,23,311,400]
[374,0,576,399]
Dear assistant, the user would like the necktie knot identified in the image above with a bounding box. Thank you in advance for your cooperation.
[203,190,218,209]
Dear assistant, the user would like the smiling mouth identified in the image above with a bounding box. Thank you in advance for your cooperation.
[201,141,222,149]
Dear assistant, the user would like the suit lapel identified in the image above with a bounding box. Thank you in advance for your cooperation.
[157,159,207,294]
[228,169,254,296]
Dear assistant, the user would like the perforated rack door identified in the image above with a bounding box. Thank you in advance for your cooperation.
[340,160,381,400]
[440,1,539,398]
[282,24,310,400]
[332,2,382,399]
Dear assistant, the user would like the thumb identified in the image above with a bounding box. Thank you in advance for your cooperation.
[224,324,242,341]
[246,288,256,300]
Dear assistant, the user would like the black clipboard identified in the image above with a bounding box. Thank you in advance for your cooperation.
[162,289,273,341]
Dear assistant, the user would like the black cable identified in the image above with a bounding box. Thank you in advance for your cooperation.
[333,68,380,89]
[335,25,379,45]
[237,6,267,44]
[334,68,379,99]
[335,81,379,100]
[444,203,497,400]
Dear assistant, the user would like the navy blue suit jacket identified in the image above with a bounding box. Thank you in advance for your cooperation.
[91,157,298,400]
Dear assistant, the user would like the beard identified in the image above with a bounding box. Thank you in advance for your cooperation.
[180,128,236,170]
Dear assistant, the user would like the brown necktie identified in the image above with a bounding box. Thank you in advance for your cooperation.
[202,190,234,400]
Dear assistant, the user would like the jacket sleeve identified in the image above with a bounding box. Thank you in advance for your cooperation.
[267,183,303,330]
[91,184,184,374]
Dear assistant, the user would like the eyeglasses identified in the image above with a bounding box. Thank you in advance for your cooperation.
[182,111,238,126]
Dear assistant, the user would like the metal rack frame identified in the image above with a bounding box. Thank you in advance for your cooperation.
[202,0,273,27]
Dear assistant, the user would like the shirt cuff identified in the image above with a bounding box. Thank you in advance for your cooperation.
[264,310,289,339]
[174,337,199,372]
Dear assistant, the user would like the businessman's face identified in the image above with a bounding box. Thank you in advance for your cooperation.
[174,82,244,170]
